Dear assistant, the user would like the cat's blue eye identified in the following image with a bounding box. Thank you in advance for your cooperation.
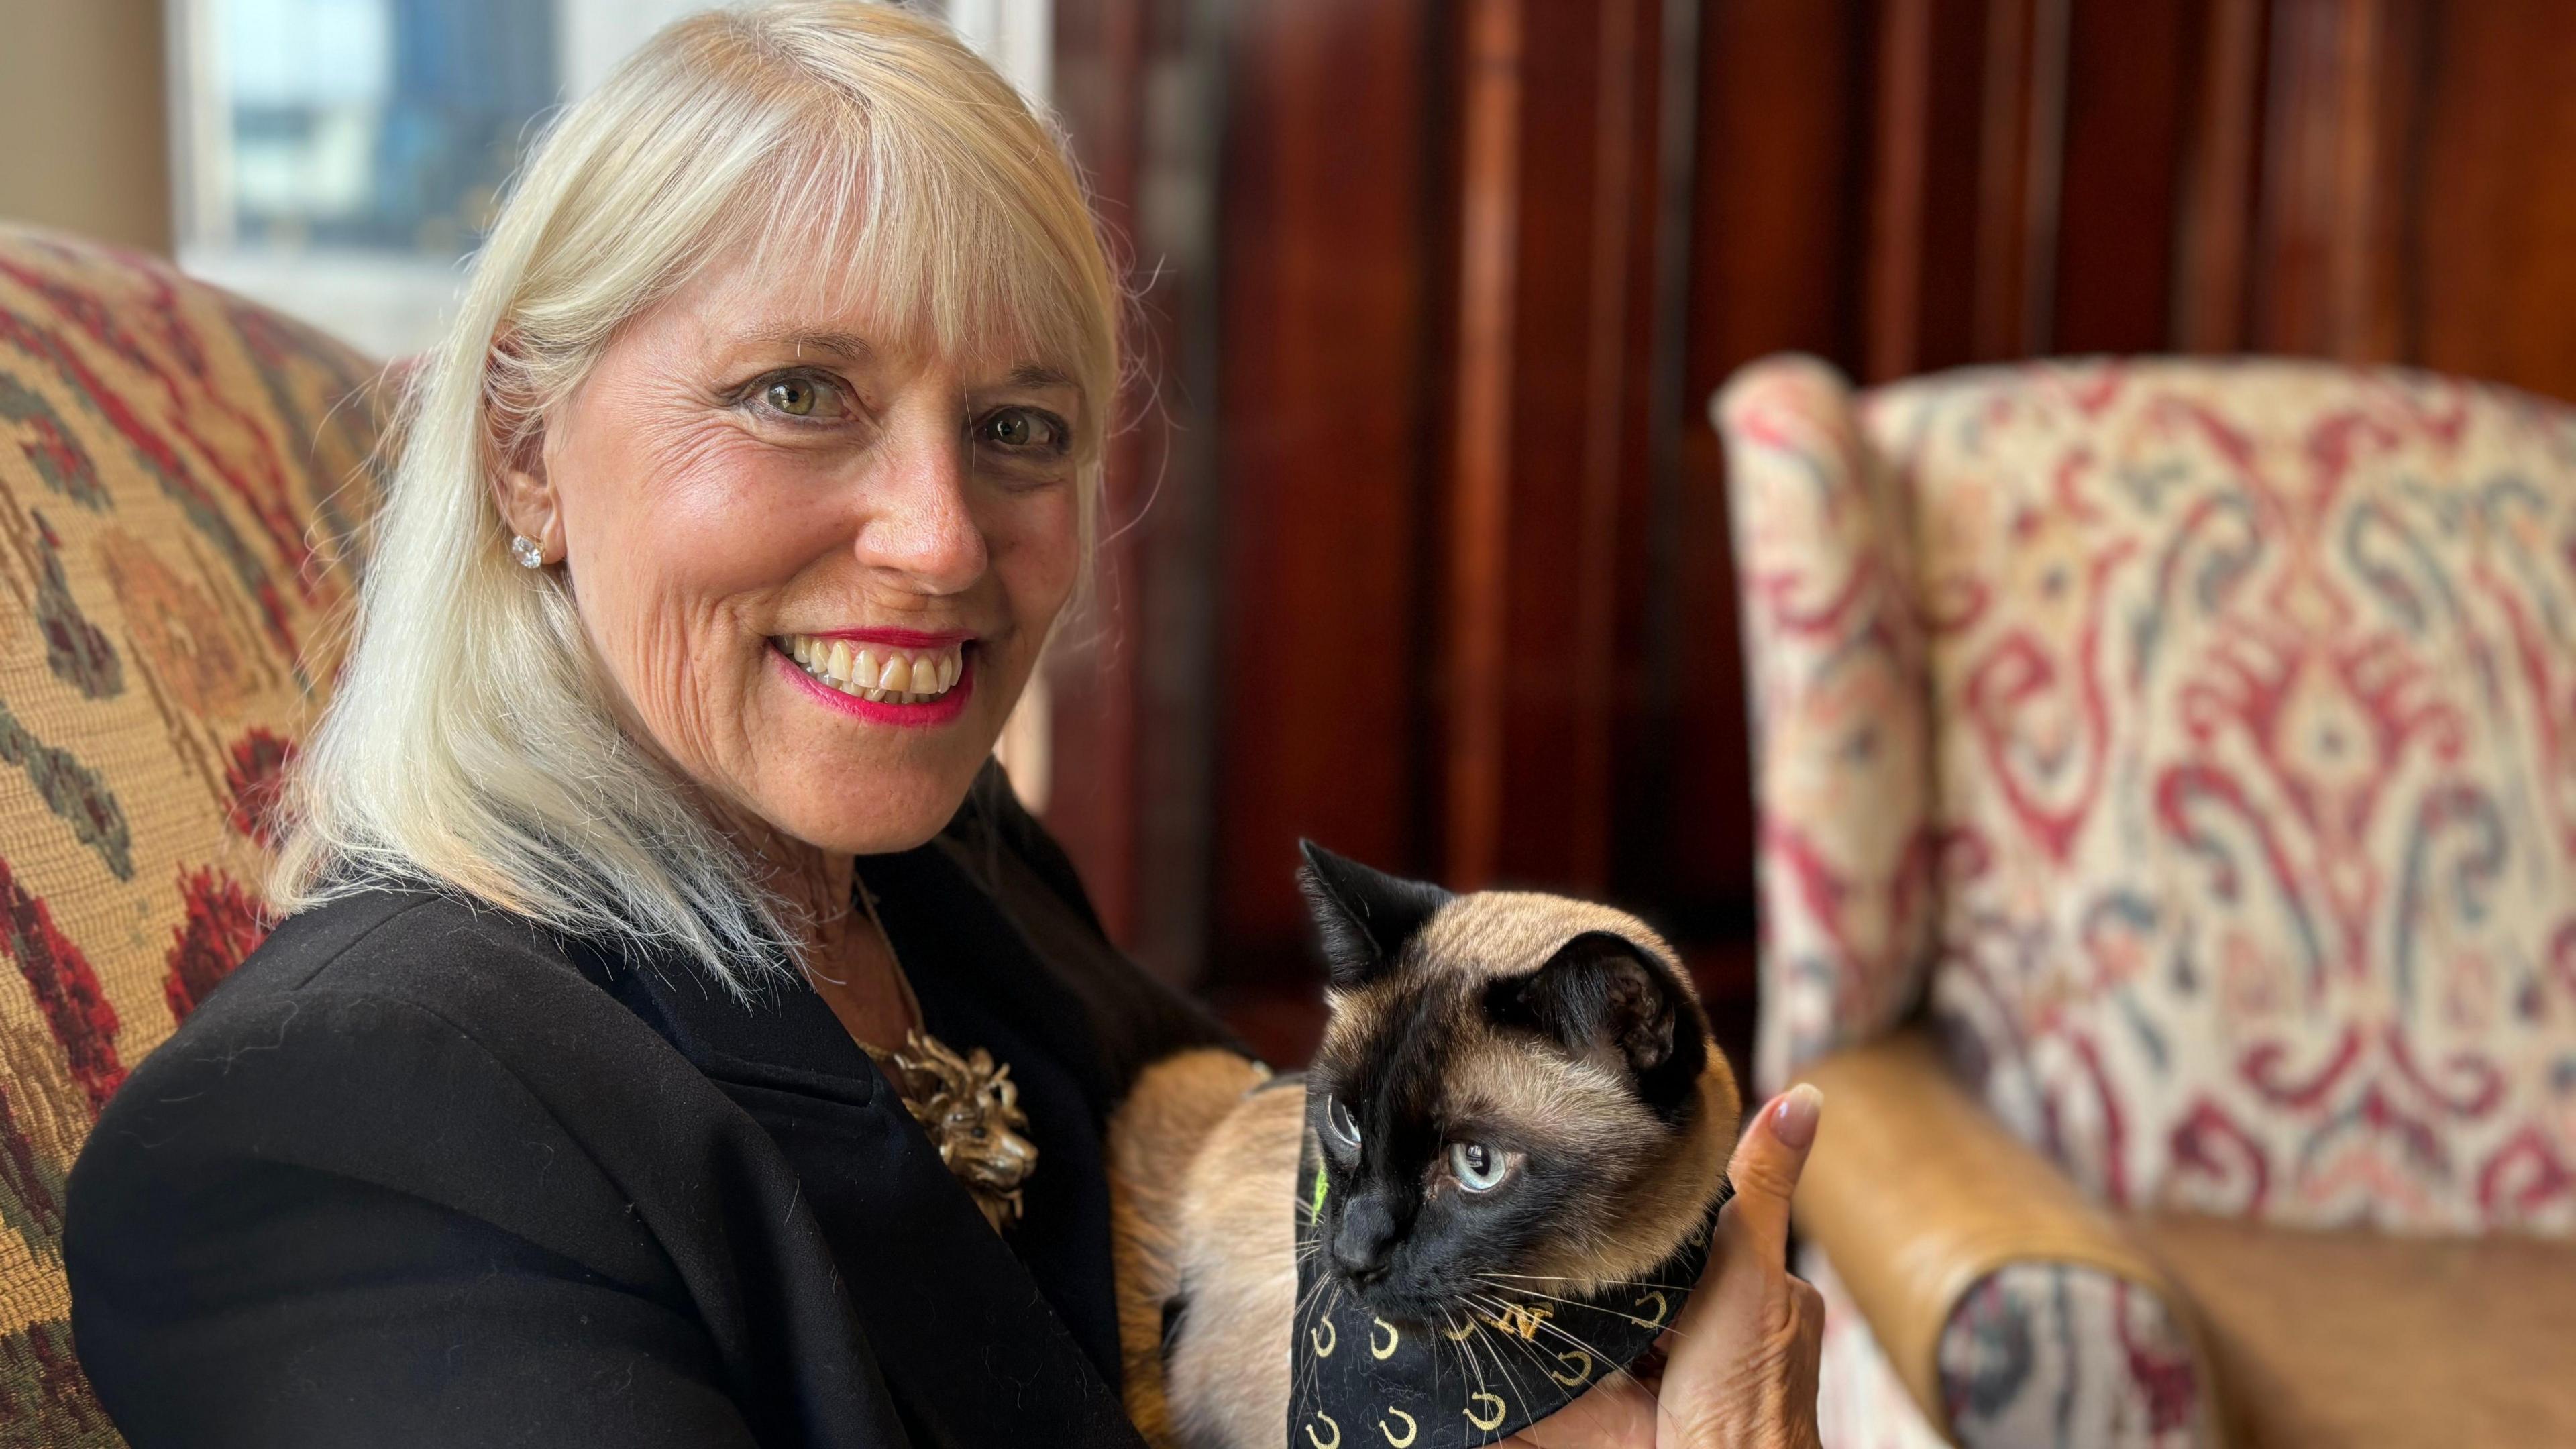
[1450,1140,1509,1193]
[1326,1096,1362,1150]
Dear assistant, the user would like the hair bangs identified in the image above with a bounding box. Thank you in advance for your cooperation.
[708,99,1112,455]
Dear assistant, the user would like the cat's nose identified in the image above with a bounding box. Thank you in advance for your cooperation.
[1331,1195,1399,1281]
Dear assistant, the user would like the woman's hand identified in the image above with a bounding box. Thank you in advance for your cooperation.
[1507,1083,1826,1449]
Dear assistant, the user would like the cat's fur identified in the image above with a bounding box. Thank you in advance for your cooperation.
[1108,844,1741,1449]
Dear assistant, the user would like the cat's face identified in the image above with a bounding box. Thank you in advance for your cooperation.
[1297,843,1738,1328]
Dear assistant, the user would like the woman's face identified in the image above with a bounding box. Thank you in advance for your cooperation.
[506,249,1083,856]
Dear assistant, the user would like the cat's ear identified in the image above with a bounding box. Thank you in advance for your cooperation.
[1487,932,1709,1116]
[1297,840,1452,989]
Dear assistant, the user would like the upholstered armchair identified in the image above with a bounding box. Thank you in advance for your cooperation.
[0,227,386,1442]
[1715,355,2576,1448]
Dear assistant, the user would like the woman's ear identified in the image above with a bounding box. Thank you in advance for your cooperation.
[490,445,561,563]
[485,333,562,564]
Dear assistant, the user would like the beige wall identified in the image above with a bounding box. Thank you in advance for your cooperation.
[0,0,172,252]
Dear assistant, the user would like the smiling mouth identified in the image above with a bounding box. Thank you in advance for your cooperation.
[774,634,968,705]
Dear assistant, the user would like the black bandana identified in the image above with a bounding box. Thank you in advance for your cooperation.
[1285,1117,1723,1448]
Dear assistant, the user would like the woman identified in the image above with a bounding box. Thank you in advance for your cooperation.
[64,5,1822,1446]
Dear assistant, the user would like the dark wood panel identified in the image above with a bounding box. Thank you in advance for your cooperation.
[1441,0,1524,891]
[2174,0,2266,351]
[2409,0,2576,402]
[1047,0,1222,983]
[1483,0,1663,894]
[2051,0,2196,354]
[1207,0,1440,977]
[1046,0,1146,949]
[1654,0,1870,933]
[2249,0,2419,362]
[1061,0,2576,1034]
[1866,0,1993,379]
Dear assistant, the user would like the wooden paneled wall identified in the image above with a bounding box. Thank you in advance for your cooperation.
[1047,0,2576,1038]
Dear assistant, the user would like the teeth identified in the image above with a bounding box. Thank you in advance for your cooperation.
[777,635,967,704]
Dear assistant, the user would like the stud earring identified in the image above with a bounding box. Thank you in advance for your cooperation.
[510,534,545,569]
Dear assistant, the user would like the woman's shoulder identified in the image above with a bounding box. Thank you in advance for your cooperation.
[217,880,593,1012]
[64,885,713,1424]
[87,882,678,1168]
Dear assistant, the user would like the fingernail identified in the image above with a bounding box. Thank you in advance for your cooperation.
[1773,1083,1823,1149]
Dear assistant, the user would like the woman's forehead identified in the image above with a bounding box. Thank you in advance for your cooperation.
[664,201,1083,390]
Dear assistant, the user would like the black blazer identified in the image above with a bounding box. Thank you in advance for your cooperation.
[66,769,1236,1448]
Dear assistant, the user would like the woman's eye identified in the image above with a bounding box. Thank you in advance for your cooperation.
[757,374,846,421]
[976,406,1066,453]
[1326,1096,1362,1150]
[1450,1141,1509,1193]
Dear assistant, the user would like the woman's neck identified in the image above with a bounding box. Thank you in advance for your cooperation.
[714,802,918,1050]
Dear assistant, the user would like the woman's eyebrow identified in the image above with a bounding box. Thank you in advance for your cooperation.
[743,326,877,362]
[1000,362,1075,390]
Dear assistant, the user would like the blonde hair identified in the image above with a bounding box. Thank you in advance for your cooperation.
[271,1,1121,995]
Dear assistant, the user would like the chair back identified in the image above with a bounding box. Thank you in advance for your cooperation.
[0,227,386,1440]
[1721,354,2576,1234]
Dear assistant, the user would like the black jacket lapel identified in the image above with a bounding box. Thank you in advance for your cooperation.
[571,906,1142,1449]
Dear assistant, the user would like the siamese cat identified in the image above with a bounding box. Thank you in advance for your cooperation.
[1107,843,1741,1449]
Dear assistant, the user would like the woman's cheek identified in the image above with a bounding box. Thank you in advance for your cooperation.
[584,586,743,783]
[991,484,1083,634]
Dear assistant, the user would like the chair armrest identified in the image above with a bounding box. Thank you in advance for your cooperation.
[1794,1028,2220,1447]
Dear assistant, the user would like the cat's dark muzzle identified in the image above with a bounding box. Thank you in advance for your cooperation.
[1327,1263,1483,1330]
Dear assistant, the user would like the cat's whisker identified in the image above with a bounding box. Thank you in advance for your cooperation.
[1458,1302,1515,1411]
[1477,1269,1701,1293]
[1489,1312,1601,1421]
[1472,1290,1678,1440]
[1469,1274,1693,1336]
[1463,1289,1535,1402]
[1476,1273,1704,1339]
[1514,1303,1660,1395]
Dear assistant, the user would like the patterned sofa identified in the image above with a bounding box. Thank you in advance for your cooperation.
[0,227,386,1443]
[1715,354,2576,1448]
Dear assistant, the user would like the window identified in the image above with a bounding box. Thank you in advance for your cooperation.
[170,0,1053,358]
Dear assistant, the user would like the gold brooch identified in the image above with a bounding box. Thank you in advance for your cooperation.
[863,1030,1038,1232]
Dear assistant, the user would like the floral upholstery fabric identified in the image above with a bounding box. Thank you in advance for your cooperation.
[1809,1247,2210,1449]
[1724,354,2576,1233]
[0,226,386,1445]
[1809,1250,1949,1449]
[1873,359,2576,1235]
[1722,354,2576,1446]
[1937,1261,2206,1448]
[1717,358,1939,1093]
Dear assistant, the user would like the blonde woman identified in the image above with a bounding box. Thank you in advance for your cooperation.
[64,5,1823,1446]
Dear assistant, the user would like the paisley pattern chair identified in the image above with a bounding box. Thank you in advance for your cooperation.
[0,226,386,1444]
[1717,354,2576,1448]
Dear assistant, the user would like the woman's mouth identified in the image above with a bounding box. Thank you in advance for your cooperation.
[775,633,966,704]
[769,633,977,727]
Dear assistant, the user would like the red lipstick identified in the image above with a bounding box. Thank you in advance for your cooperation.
[799,626,975,648]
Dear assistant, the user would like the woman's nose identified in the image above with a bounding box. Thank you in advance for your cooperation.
[853,413,987,593]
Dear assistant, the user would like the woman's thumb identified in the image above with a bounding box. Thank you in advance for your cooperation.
[1723,1083,1823,1264]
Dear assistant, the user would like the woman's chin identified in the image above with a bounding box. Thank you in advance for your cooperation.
[759,765,987,858]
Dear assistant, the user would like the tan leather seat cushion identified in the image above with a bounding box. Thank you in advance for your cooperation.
[2132,1213,2576,1448]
